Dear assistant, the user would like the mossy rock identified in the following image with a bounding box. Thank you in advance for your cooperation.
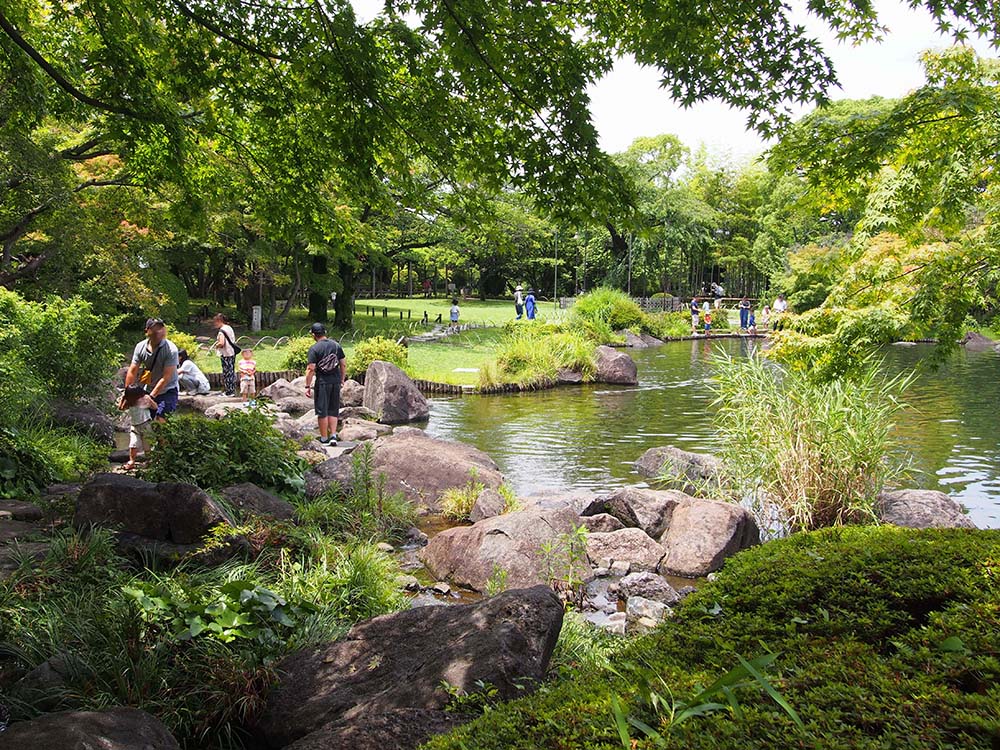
[424,526,1000,749]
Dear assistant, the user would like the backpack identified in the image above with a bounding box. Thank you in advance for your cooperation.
[316,344,341,375]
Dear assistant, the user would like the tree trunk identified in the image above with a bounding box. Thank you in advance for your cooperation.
[334,260,354,328]
[309,253,328,322]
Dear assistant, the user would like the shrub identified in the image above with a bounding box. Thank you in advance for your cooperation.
[640,311,693,339]
[141,410,305,494]
[712,353,911,533]
[0,427,56,498]
[346,336,408,378]
[426,527,1000,750]
[281,336,314,371]
[18,425,109,482]
[572,287,643,332]
[167,329,202,362]
[441,469,486,520]
[480,325,595,388]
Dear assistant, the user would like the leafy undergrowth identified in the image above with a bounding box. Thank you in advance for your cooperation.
[425,526,1000,750]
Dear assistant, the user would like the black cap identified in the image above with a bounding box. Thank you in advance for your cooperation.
[145,317,165,329]
[310,322,326,335]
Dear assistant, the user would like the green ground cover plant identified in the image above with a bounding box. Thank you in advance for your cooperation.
[478,323,596,388]
[712,353,911,532]
[425,526,1000,750]
[141,410,306,495]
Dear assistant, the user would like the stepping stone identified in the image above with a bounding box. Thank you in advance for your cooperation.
[0,519,45,544]
[0,500,43,522]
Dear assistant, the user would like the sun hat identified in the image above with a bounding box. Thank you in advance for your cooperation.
[515,285,523,291]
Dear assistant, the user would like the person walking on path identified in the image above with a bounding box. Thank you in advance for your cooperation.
[690,296,701,335]
[304,322,346,445]
[449,297,460,328]
[525,288,537,320]
[211,313,239,396]
[177,349,211,394]
[514,285,524,320]
[123,318,179,421]
[739,295,751,331]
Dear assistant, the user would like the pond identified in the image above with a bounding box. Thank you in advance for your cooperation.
[422,338,1000,530]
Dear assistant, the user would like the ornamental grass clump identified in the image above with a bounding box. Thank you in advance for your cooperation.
[712,353,911,532]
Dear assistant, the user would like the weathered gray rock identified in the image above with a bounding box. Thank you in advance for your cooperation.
[51,400,115,446]
[276,395,314,413]
[420,508,586,591]
[274,417,313,441]
[593,345,638,385]
[658,497,759,577]
[341,378,364,407]
[3,707,180,749]
[219,483,296,521]
[338,417,388,442]
[601,487,689,539]
[0,519,43,544]
[580,513,625,533]
[282,709,469,750]
[255,587,563,749]
[625,595,669,625]
[582,493,641,529]
[261,377,301,400]
[640,333,664,346]
[520,489,597,515]
[635,445,724,494]
[603,611,627,635]
[74,474,234,545]
[178,392,231,414]
[618,571,681,604]
[339,405,379,421]
[305,430,502,510]
[586,528,667,573]
[362,361,430,424]
[959,331,996,352]
[622,330,648,348]
[877,489,976,529]
[556,368,584,384]
[13,653,81,710]
[469,487,506,522]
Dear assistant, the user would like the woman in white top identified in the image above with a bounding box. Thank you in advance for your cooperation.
[211,313,238,396]
[177,349,211,394]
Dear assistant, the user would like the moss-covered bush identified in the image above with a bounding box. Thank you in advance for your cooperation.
[572,287,643,332]
[281,336,314,371]
[347,335,409,378]
[141,410,305,495]
[426,526,1000,750]
[479,324,595,388]
[167,329,202,361]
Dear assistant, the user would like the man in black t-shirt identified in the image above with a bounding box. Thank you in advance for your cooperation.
[304,322,346,445]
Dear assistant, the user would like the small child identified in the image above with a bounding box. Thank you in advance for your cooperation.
[120,384,158,471]
[238,347,257,403]
[748,308,757,335]
[704,309,712,337]
[449,298,460,328]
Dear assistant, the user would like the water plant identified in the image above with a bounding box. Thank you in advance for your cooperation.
[711,352,911,532]
[440,468,486,520]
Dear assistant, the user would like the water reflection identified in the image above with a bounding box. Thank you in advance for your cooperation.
[423,340,1000,528]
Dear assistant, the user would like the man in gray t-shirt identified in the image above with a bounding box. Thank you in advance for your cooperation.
[123,318,180,420]
[304,322,346,445]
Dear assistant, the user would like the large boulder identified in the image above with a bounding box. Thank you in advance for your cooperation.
[4,707,179,749]
[622,330,648,348]
[585,528,667,573]
[282,709,468,750]
[520,489,597,515]
[305,429,503,510]
[658,497,760,577]
[0,499,43,522]
[177,392,231,414]
[260,377,301,400]
[580,513,625,533]
[877,489,976,529]
[51,400,115,446]
[341,378,364,407]
[581,493,641,530]
[275,396,314,413]
[590,487,689,539]
[420,507,587,591]
[635,445,724,494]
[593,345,638,385]
[959,331,996,352]
[618,571,681,604]
[362,361,430,424]
[469,487,506,523]
[0,519,44,544]
[255,587,563,749]
[219,483,296,521]
[74,474,234,545]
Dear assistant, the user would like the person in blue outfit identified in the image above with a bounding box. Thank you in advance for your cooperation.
[739,295,751,330]
[525,288,537,320]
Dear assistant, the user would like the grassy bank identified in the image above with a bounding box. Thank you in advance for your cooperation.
[426,526,1000,750]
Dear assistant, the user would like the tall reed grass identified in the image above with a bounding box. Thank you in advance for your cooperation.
[712,353,911,532]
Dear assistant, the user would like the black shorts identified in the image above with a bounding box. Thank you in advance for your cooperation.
[314,380,341,418]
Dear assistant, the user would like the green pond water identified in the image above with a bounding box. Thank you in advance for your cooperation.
[422,339,1000,529]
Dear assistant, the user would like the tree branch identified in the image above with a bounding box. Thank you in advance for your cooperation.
[169,0,291,61]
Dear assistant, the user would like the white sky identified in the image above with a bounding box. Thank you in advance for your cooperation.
[350,0,996,160]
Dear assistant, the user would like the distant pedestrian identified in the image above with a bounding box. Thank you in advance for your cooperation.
[773,294,788,314]
[450,297,460,328]
[748,308,757,335]
[304,322,346,445]
[238,347,257,403]
[514,285,524,320]
[690,297,701,334]
[739,295,751,330]
[761,305,771,328]
[704,309,712,337]
[422,278,432,298]
[177,349,211,394]
[211,313,238,396]
[525,288,537,320]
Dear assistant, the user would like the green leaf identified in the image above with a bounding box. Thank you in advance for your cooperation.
[938,636,967,653]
